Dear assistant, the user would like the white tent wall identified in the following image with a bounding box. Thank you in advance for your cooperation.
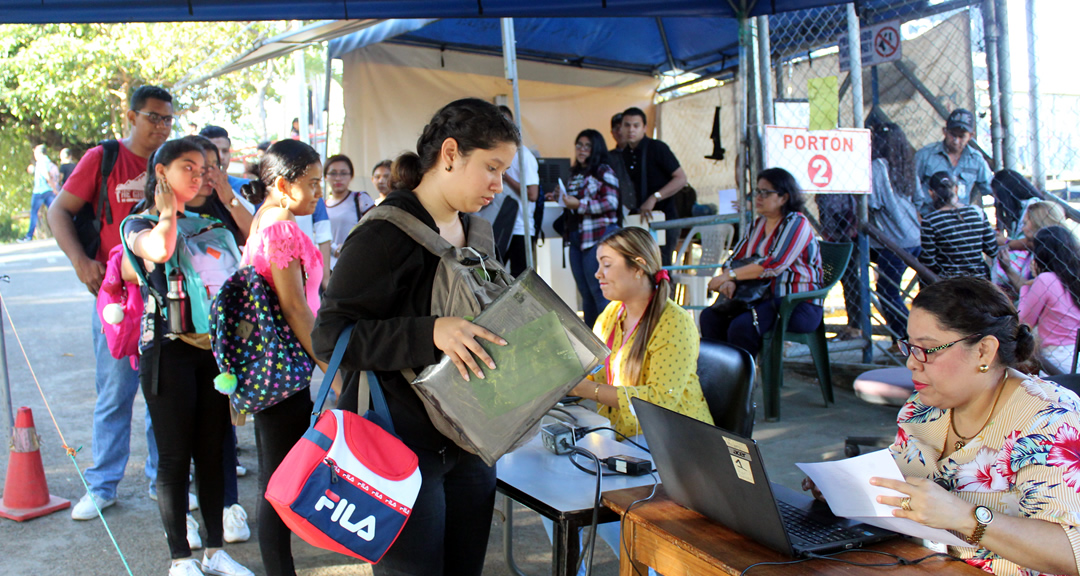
[656,83,740,210]
[337,42,659,175]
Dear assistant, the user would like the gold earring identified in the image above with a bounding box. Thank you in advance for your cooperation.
[978,364,989,373]
[279,195,288,210]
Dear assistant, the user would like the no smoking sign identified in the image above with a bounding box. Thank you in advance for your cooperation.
[875,25,899,59]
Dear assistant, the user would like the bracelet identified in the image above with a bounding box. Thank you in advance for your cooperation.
[594,383,601,400]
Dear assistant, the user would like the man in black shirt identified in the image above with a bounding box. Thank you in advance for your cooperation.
[606,113,636,223]
[621,107,687,265]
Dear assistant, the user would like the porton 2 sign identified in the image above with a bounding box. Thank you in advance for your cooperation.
[763,126,871,194]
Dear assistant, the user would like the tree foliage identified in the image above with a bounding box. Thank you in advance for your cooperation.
[0,22,289,231]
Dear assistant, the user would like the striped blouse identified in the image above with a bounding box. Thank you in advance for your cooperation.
[919,205,998,279]
[726,212,823,299]
[890,375,1080,575]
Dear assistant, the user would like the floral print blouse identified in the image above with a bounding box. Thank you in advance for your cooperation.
[889,375,1080,575]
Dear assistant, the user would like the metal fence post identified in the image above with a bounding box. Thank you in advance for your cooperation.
[981,0,1004,171]
[737,13,753,233]
[1024,0,1045,191]
[995,0,1018,170]
[0,289,13,442]
[757,15,775,127]
[847,3,873,364]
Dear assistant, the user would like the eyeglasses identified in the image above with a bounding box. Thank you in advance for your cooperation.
[575,143,592,150]
[135,110,175,127]
[896,335,979,363]
[752,188,779,198]
[326,171,352,178]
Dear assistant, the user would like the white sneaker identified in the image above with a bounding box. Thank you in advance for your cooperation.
[169,558,205,576]
[186,514,203,550]
[222,504,251,543]
[201,550,254,576]
[71,492,117,520]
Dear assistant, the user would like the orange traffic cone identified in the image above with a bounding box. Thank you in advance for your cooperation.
[0,406,70,521]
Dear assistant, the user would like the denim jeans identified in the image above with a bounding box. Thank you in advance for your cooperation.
[26,191,54,239]
[568,227,615,328]
[85,304,157,501]
[870,246,920,338]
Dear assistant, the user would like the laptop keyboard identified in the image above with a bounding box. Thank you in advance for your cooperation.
[776,500,863,546]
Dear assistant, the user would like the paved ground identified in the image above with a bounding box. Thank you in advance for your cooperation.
[0,239,901,576]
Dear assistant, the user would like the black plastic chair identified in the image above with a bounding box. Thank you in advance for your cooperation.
[698,339,757,438]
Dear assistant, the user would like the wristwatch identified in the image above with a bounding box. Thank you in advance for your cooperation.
[228,196,240,208]
[653,191,662,200]
[966,506,994,546]
[727,268,737,281]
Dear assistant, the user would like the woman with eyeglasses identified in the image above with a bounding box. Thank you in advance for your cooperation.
[546,128,621,327]
[919,171,998,280]
[323,154,375,271]
[699,167,823,357]
[830,277,1080,576]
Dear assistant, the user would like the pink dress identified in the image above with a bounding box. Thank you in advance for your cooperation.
[241,219,323,315]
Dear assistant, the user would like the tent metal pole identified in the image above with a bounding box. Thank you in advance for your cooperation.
[995,0,1017,170]
[757,15,774,126]
[847,3,872,364]
[1025,0,1044,191]
[322,44,333,159]
[749,18,764,175]
[737,14,752,233]
[982,0,1004,171]
[502,17,532,269]
[0,285,12,442]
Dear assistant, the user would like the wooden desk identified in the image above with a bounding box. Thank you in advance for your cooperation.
[603,486,984,576]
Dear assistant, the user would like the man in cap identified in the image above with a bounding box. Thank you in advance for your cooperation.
[912,108,992,217]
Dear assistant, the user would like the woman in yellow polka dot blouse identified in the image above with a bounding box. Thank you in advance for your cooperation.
[570,227,713,438]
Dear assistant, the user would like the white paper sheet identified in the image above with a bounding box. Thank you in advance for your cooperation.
[796,450,970,548]
[716,188,739,213]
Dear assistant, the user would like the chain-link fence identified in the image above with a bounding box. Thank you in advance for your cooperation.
[658,0,1080,375]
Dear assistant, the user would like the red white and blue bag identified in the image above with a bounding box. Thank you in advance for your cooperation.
[265,325,421,563]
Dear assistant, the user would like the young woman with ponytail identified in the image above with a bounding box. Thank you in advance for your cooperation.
[570,226,713,438]
[237,139,339,576]
[311,98,520,576]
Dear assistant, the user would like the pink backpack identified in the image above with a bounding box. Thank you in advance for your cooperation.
[96,244,143,370]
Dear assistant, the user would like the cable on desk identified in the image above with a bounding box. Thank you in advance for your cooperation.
[739,548,963,575]
[546,406,579,424]
[569,452,620,476]
[618,472,659,576]
[579,426,651,453]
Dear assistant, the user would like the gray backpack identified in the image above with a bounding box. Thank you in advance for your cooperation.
[359,205,516,452]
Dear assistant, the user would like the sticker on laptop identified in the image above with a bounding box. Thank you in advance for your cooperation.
[723,437,754,483]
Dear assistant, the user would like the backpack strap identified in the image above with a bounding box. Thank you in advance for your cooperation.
[362,205,457,259]
[98,140,120,228]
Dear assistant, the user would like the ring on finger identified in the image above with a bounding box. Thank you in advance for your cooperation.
[900,497,912,512]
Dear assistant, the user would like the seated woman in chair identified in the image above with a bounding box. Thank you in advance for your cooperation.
[808,277,1080,576]
[569,226,713,438]
[700,167,824,356]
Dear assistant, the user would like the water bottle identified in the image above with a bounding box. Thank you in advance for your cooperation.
[166,268,190,334]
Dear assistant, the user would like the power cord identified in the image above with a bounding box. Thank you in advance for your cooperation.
[739,549,962,575]
[562,444,602,576]
[577,426,651,453]
[618,473,660,576]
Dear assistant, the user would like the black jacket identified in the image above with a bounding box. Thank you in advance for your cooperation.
[312,190,469,453]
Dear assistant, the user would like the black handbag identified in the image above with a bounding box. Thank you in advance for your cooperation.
[707,258,772,317]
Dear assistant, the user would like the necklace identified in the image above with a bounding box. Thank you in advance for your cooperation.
[948,370,1008,451]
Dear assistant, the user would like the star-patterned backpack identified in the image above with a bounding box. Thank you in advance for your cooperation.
[210,266,315,415]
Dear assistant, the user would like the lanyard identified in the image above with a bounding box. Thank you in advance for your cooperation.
[604,302,645,386]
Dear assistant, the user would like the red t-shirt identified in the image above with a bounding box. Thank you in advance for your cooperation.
[63,142,148,262]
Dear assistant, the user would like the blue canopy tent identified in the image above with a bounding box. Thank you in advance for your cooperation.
[3,0,855,24]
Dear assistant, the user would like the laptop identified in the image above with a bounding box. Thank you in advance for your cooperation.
[631,398,896,557]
